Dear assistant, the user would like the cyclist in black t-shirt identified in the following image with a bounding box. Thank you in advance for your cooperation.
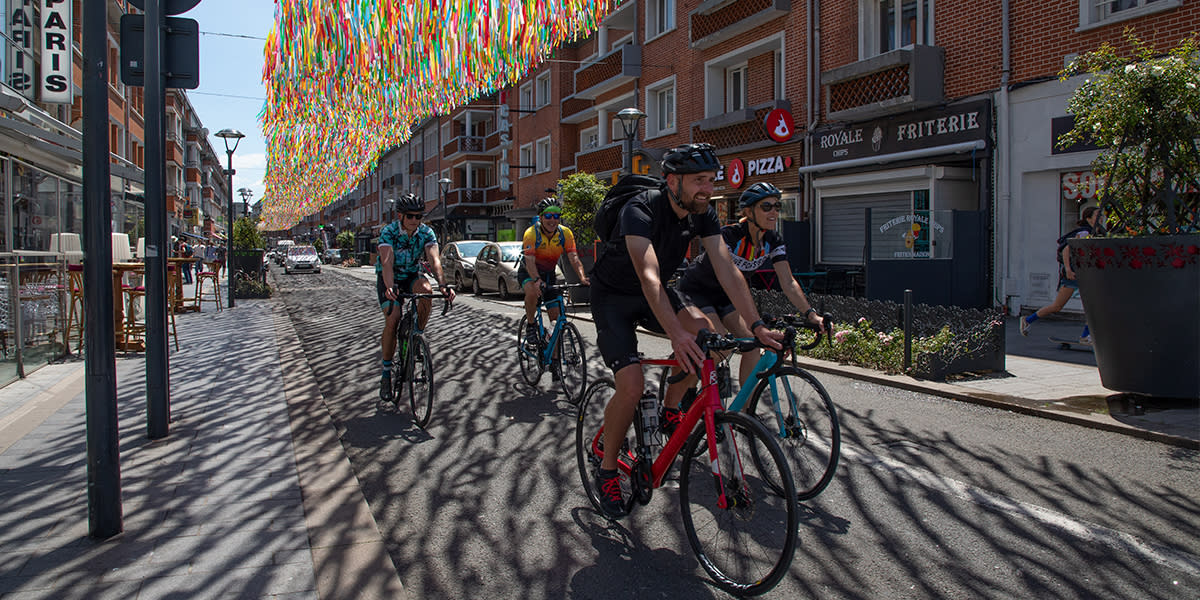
[676,182,826,388]
[589,143,781,519]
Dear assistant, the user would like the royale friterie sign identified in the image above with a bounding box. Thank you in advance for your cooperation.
[812,100,991,165]
[40,0,72,103]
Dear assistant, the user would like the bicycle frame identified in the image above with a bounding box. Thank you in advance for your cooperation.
[588,357,731,499]
[531,294,569,366]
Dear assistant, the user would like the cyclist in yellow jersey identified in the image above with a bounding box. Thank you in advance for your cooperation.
[520,197,589,345]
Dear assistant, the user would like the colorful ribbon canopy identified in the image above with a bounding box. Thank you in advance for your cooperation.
[259,0,618,230]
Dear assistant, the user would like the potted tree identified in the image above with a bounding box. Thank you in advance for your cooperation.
[559,172,609,304]
[336,230,356,266]
[231,216,269,297]
[1058,31,1200,398]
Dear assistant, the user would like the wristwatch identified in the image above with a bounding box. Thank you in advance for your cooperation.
[750,319,767,333]
[804,307,818,321]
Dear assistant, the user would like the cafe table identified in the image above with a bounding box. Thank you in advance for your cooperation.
[112,261,145,351]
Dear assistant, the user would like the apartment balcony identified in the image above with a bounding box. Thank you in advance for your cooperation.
[573,42,640,100]
[443,135,485,160]
[445,186,505,207]
[560,96,596,124]
[165,143,180,164]
[575,143,622,175]
[484,129,509,155]
[821,45,945,122]
[185,167,200,184]
[692,100,791,153]
[690,0,790,50]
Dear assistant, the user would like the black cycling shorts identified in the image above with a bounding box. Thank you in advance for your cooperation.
[674,282,736,320]
[519,268,561,301]
[376,273,421,311]
[591,285,685,372]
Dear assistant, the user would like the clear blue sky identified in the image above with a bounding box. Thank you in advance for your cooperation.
[183,0,275,208]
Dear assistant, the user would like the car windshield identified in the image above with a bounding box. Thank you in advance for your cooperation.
[456,241,487,258]
[290,247,317,256]
[498,243,522,262]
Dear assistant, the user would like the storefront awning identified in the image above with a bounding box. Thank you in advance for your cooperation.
[798,140,986,175]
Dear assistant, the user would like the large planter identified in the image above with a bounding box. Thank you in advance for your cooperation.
[231,248,265,282]
[1069,235,1200,398]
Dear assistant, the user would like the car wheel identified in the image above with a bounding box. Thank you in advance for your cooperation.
[498,278,509,299]
[472,275,482,296]
[455,271,464,289]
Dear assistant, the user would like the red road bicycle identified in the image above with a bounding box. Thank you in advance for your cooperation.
[575,330,800,596]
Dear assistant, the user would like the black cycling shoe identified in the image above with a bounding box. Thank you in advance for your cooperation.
[595,468,628,519]
[524,323,541,351]
[660,407,683,439]
[379,374,393,404]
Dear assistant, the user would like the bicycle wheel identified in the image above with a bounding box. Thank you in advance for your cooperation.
[746,366,840,501]
[556,322,587,404]
[516,318,543,386]
[576,379,630,516]
[679,411,798,596]
[408,334,435,428]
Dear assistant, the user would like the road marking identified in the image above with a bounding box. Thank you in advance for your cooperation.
[842,443,1200,576]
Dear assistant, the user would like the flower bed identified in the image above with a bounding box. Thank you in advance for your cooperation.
[753,290,1006,380]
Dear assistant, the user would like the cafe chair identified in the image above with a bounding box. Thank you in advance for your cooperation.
[65,263,85,353]
[195,262,223,311]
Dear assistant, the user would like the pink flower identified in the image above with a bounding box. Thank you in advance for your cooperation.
[834,330,850,344]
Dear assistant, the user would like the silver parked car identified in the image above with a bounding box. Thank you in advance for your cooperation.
[441,240,487,289]
[284,245,322,274]
[471,241,563,299]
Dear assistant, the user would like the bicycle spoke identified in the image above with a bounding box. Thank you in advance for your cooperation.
[556,323,587,404]
[747,366,841,501]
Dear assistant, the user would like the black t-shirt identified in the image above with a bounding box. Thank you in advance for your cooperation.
[678,220,788,293]
[591,191,721,295]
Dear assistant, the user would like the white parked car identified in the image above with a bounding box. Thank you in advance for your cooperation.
[284,245,322,274]
[470,241,564,298]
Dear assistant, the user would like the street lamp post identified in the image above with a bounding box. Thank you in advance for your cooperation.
[215,128,245,309]
[237,187,253,220]
[438,177,452,241]
[385,198,396,224]
[616,107,647,175]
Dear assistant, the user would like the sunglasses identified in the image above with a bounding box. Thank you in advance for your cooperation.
[757,202,783,212]
[403,213,423,220]
[541,212,562,219]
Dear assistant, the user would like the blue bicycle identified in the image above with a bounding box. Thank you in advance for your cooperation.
[658,313,840,501]
[516,283,587,403]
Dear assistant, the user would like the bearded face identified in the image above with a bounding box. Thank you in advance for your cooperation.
[668,172,717,215]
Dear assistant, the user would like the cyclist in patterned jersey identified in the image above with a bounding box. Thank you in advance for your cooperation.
[675,182,826,388]
[376,193,456,403]
[520,197,589,346]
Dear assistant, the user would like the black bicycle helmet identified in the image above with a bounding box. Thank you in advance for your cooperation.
[739,182,782,208]
[662,143,721,174]
[536,196,563,214]
[396,193,424,215]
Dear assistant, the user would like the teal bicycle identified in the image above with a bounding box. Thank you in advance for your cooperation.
[658,313,840,501]
[516,283,587,403]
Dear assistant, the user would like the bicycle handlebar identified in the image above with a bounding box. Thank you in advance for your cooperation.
[540,282,588,297]
[384,290,455,317]
[763,312,833,350]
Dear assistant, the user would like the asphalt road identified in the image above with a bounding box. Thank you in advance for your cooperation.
[272,267,1200,600]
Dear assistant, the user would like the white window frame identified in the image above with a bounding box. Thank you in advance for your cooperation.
[535,71,552,108]
[645,76,677,139]
[536,136,552,173]
[519,82,534,116]
[858,0,935,59]
[580,126,599,151]
[726,64,748,113]
[519,143,534,178]
[646,0,676,42]
[703,33,785,119]
[1077,0,1179,31]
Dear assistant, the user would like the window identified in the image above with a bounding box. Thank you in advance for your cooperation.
[646,0,676,40]
[536,136,552,173]
[535,71,551,107]
[726,65,747,112]
[1081,0,1177,29]
[861,0,934,57]
[519,143,534,177]
[519,82,534,115]
[580,126,599,151]
[703,34,784,119]
[645,77,676,138]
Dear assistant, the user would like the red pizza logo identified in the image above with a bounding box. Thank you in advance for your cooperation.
[728,159,745,189]
[765,108,795,143]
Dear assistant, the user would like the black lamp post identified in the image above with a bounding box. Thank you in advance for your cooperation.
[385,198,396,224]
[616,107,646,174]
[237,187,253,220]
[215,128,245,308]
[438,177,452,241]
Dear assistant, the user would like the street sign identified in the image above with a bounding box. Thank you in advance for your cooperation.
[126,0,202,16]
[119,15,200,89]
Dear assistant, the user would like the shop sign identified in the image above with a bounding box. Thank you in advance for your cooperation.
[1061,171,1100,201]
[8,0,36,100]
[40,0,72,103]
[811,99,991,164]
[764,108,795,143]
[715,155,793,189]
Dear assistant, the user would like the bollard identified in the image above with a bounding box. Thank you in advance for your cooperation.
[903,289,913,371]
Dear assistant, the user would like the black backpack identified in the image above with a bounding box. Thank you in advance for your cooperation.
[593,174,665,245]
[1056,226,1091,264]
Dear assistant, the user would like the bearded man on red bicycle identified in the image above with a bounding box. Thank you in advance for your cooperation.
[376,193,456,403]
[588,143,780,518]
